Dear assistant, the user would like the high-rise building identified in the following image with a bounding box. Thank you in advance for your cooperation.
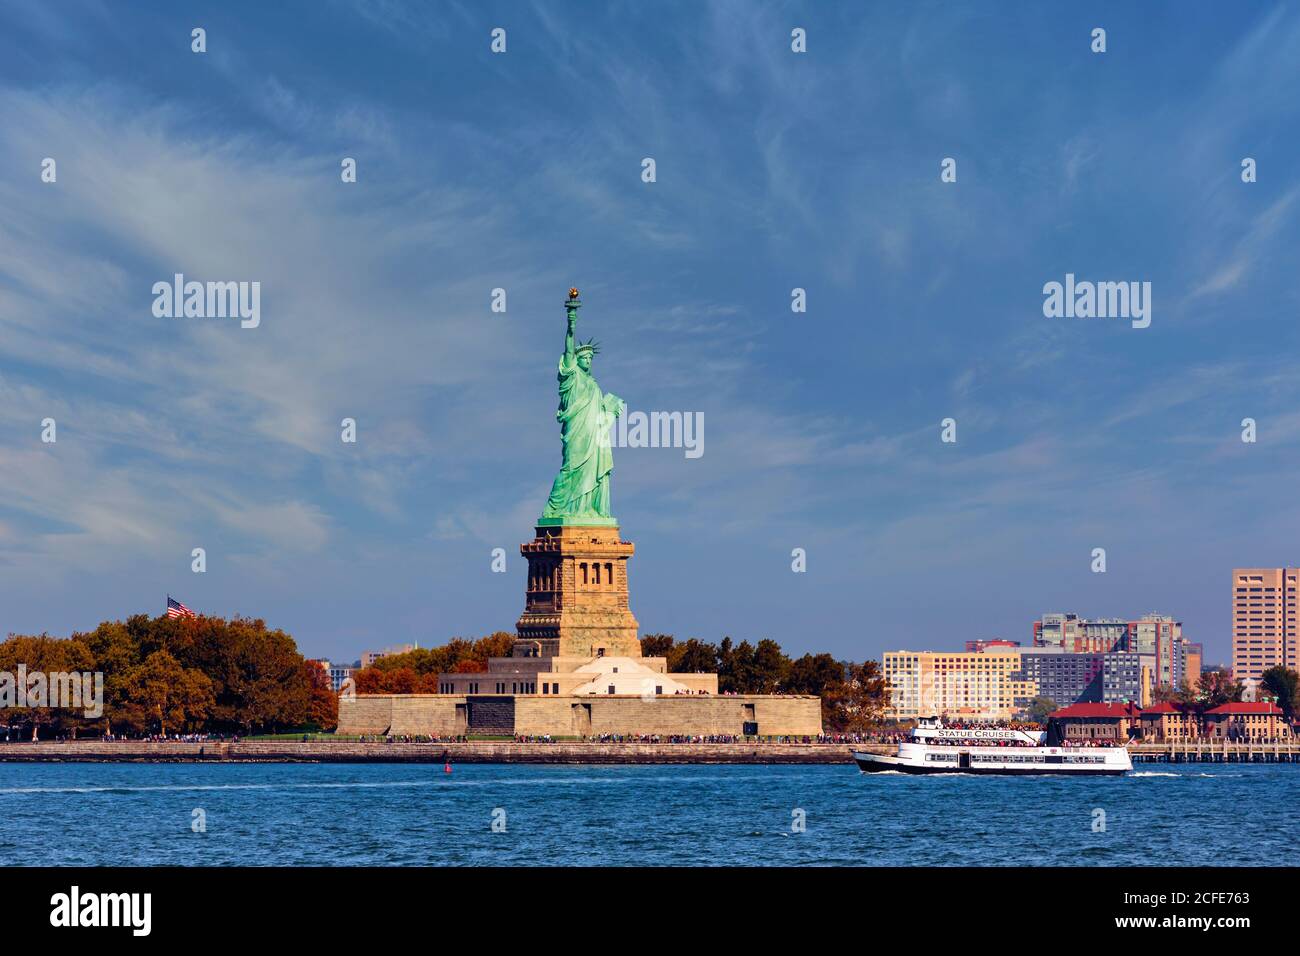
[1180,642,1203,691]
[1011,649,1151,713]
[1033,613,1129,653]
[1032,612,1184,688]
[1128,614,1183,689]
[1231,568,1300,680]
[964,639,1021,652]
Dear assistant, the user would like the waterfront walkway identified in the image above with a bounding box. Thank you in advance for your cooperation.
[1129,742,1300,763]
[3,739,1298,765]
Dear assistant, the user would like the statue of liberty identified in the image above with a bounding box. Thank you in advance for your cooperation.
[541,289,625,523]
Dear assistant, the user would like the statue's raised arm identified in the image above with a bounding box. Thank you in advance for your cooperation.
[562,287,579,367]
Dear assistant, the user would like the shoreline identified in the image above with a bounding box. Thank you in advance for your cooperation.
[0,740,871,765]
[3,740,1296,765]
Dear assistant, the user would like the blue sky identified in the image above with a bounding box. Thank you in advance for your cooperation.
[2,1,1299,666]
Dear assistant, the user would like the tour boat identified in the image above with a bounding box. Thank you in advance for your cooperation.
[853,716,1132,776]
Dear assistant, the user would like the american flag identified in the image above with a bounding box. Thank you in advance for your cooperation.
[166,596,196,619]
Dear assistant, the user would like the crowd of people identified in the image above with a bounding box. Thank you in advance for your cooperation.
[1,731,239,743]
[940,718,1043,731]
[925,736,1038,747]
[1060,738,1126,747]
[347,732,887,744]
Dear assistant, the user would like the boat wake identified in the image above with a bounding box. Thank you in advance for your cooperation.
[1129,770,1242,779]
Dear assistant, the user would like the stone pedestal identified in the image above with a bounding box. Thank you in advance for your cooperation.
[514,524,641,659]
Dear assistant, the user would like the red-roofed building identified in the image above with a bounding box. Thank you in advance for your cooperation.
[1203,702,1290,741]
[1049,702,1141,742]
[1053,700,1293,743]
[1137,701,1199,742]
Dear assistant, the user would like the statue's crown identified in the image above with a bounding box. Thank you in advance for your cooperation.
[575,337,600,355]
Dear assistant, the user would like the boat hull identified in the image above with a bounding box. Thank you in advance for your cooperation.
[853,751,1130,776]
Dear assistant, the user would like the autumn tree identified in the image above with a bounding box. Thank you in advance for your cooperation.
[0,634,97,739]
[302,660,339,731]
[125,650,215,735]
[824,661,891,732]
[73,618,151,735]
[77,614,319,734]
[354,632,517,691]
[1196,669,1244,710]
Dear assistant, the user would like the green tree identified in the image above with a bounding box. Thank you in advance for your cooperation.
[1026,696,1057,723]
[717,638,754,693]
[785,653,846,697]
[1151,681,1195,705]
[640,634,675,658]
[750,639,791,694]
[1259,666,1300,720]
[667,638,718,675]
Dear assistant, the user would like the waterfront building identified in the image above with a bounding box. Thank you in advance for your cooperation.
[1137,702,1200,742]
[882,649,1029,720]
[1059,701,1292,742]
[1203,702,1289,741]
[1231,568,1300,680]
[1049,702,1141,742]
[1010,649,1151,713]
[884,644,1155,720]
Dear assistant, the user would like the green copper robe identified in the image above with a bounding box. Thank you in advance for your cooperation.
[542,351,622,518]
